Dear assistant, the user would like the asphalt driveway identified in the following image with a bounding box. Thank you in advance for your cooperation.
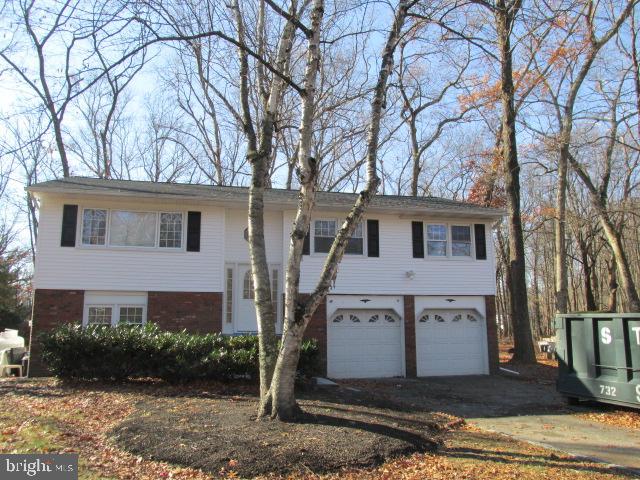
[345,375,640,473]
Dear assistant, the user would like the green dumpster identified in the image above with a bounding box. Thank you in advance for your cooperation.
[555,313,640,409]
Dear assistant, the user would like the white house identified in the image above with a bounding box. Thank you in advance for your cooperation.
[28,177,503,378]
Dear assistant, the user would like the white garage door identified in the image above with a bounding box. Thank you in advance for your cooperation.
[327,310,403,379]
[416,309,487,376]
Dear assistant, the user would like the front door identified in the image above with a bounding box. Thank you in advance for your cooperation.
[236,264,258,332]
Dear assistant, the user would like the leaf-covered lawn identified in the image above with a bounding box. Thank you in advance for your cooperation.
[0,378,634,479]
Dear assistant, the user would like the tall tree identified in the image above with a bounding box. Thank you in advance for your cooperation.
[0,1,147,177]
[549,0,635,314]
[492,0,537,362]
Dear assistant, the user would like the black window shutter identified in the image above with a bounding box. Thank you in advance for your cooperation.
[186,211,201,252]
[474,223,487,260]
[60,204,78,247]
[367,219,379,257]
[302,229,310,255]
[411,221,424,258]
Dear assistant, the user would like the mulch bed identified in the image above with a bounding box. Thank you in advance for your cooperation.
[2,378,634,480]
[111,388,448,478]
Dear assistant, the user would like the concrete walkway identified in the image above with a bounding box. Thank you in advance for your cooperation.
[471,413,640,473]
[351,376,640,473]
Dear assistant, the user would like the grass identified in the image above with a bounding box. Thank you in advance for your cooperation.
[0,378,635,480]
[0,407,114,480]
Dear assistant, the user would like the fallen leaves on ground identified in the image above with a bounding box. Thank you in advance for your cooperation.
[0,378,634,480]
[0,378,213,480]
[500,341,558,383]
[266,426,629,480]
[576,409,640,430]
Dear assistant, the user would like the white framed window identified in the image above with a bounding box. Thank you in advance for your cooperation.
[314,220,336,253]
[225,268,233,324]
[271,269,278,311]
[313,219,364,255]
[119,306,144,325]
[345,222,364,255]
[426,224,447,257]
[80,208,184,250]
[110,210,157,247]
[451,225,472,257]
[87,306,112,326]
[160,213,183,248]
[81,209,107,245]
[83,292,147,327]
[243,270,254,300]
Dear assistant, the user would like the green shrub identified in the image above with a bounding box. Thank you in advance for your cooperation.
[40,323,319,383]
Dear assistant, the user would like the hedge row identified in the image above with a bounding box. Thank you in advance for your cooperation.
[40,323,320,382]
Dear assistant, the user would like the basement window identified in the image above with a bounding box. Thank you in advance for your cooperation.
[87,306,112,326]
[84,292,147,327]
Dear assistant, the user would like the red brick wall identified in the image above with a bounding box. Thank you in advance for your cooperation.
[303,297,328,377]
[31,289,85,377]
[485,295,499,374]
[403,295,417,377]
[147,292,222,335]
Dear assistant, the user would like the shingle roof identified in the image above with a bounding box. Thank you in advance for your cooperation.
[28,177,504,218]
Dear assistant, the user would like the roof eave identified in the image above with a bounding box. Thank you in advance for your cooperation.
[27,185,506,219]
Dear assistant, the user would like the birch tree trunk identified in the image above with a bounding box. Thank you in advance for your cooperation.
[233,0,299,402]
[262,0,412,420]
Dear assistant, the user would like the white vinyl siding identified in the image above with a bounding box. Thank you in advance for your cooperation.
[34,197,495,296]
[289,211,496,296]
[34,199,224,292]
[224,209,282,264]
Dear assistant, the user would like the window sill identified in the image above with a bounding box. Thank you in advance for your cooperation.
[76,245,187,253]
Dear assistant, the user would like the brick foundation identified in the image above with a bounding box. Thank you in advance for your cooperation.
[31,289,84,376]
[147,292,223,335]
[30,289,222,376]
[403,295,417,377]
[485,295,499,374]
